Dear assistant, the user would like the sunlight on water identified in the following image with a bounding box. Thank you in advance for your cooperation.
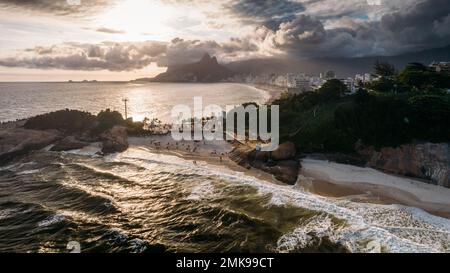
[0,82,269,123]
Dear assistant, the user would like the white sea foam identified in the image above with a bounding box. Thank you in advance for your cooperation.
[62,143,102,156]
[17,169,42,175]
[276,214,336,252]
[0,161,38,172]
[38,215,65,227]
[109,147,450,253]
[0,208,19,220]
[185,181,217,201]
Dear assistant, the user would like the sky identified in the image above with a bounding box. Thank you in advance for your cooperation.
[0,0,449,81]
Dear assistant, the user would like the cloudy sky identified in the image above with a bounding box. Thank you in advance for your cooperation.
[0,0,449,81]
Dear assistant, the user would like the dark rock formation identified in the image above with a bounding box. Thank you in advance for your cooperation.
[101,126,129,154]
[50,136,90,152]
[251,159,299,185]
[229,143,300,185]
[0,128,59,164]
[271,142,296,160]
[228,145,254,169]
[151,54,235,82]
[359,143,450,188]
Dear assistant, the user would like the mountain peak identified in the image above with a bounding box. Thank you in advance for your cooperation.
[200,53,218,65]
[151,54,234,82]
[201,53,211,60]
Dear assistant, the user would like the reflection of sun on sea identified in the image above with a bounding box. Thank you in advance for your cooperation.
[123,87,159,123]
[96,0,175,40]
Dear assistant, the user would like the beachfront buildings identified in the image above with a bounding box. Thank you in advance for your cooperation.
[242,70,379,95]
[429,61,450,74]
[355,73,374,84]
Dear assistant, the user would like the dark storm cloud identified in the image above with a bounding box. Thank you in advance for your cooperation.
[0,0,115,17]
[226,0,306,30]
[259,0,450,58]
[379,0,450,51]
[260,14,380,58]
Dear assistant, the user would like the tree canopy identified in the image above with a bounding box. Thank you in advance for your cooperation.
[374,60,397,77]
[317,79,348,101]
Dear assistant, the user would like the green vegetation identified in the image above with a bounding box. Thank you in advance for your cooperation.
[317,79,348,101]
[374,60,397,77]
[23,108,170,137]
[24,109,97,134]
[92,109,125,134]
[24,108,126,136]
[274,62,450,153]
[367,62,450,94]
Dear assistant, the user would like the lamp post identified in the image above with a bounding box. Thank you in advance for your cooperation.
[122,98,129,120]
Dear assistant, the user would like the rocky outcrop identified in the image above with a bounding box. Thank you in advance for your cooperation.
[0,110,133,163]
[251,159,300,185]
[228,145,254,169]
[271,142,296,160]
[101,126,129,154]
[229,142,300,185]
[50,136,90,152]
[0,128,59,164]
[359,143,450,188]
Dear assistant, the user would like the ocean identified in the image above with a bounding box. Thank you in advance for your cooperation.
[0,82,270,123]
[0,82,449,253]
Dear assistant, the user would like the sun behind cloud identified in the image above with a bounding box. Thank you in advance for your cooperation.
[95,0,178,40]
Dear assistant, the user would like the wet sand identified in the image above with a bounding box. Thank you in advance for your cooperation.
[129,136,450,219]
[129,136,281,185]
[250,84,285,104]
[301,159,450,219]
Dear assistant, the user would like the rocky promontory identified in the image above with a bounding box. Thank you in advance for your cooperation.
[229,142,300,185]
[0,109,130,164]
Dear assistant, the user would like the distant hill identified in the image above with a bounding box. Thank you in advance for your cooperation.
[226,45,450,77]
[135,45,450,82]
[150,54,235,83]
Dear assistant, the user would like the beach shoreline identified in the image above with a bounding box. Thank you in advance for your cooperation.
[300,158,450,218]
[128,136,282,185]
[247,83,286,104]
[128,135,450,219]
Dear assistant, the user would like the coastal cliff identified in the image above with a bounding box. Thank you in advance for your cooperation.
[360,143,450,188]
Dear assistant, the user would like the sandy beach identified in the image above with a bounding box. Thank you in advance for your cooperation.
[128,135,281,184]
[129,134,450,219]
[250,83,286,103]
[301,158,450,218]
